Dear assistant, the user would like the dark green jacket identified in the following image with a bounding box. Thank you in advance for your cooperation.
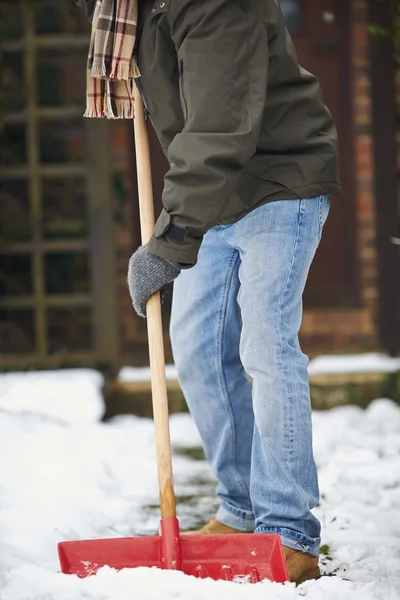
[75,0,97,21]
[76,0,342,265]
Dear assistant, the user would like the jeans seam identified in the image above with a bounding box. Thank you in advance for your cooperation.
[318,195,322,242]
[277,199,305,472]
[318,194,325,244]
[221,501,254,520]
[318,194,331,246]
[215,250,250,501]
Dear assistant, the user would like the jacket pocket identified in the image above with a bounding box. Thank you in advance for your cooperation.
[179,60,188,122]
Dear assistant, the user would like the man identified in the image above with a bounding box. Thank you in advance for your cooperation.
[76,0,341,584]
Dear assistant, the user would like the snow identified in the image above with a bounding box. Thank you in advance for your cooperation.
[118,364,178,383]
[1,368,400,599]
[118,353,400,383]
[308,353,400,376]
[0,369,105,424]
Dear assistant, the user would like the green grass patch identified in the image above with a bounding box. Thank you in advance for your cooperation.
[173,446,206,461]
[320,544,333,563]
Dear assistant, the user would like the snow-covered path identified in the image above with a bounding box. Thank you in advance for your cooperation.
[0,368,399,599]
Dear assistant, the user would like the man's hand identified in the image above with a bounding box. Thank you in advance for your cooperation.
[127,245,181,318]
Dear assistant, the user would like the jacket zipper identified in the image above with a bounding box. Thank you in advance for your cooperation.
[135,76,150,120]
[179,60,188,121]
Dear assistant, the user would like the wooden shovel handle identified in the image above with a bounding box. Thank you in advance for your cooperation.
[133,86,176,519]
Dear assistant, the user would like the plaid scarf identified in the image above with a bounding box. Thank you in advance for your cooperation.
[85,0,140,119]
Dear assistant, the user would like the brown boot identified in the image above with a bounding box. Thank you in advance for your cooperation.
[283,546,321,585]
[181,517,248,535]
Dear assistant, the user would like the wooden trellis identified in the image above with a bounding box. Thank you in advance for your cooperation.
[0,1,119,367]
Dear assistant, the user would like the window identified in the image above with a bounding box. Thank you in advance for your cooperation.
[0,1,116,365]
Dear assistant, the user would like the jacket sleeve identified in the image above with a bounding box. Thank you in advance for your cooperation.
[147,0,268,266]
[74,0,96,21]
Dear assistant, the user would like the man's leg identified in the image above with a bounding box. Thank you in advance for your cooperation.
[227,195,330,556]
[170,226,255,532]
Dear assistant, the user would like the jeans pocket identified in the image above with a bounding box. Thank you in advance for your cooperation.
[318,195,331,244]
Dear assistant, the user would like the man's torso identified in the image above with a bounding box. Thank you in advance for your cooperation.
[136,0,341,226]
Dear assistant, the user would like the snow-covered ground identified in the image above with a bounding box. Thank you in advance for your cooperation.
[118,353,400,383]
[0,365,399,600]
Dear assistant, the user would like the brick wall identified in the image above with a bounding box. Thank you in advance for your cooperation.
[300,0,380,355]
[351,0,379,338]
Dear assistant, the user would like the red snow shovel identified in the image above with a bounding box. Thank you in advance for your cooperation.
[58,87,289,584]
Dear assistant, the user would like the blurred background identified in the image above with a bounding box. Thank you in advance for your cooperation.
[0,0,399,413]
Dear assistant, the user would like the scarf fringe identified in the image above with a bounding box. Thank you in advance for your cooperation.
[90,58,141,82]
[84,103,105,118]
[131,59,141,79]
[85,0,139,119]
[84,89,135,119]
[109,62,130,81]
[91,58,109,79]
[112,99,135,119]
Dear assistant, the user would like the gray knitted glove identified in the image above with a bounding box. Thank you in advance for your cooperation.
[127,245,181,318]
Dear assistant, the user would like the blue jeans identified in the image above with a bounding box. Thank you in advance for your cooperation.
[170,195,330,557]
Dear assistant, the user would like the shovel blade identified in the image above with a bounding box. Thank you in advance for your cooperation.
[58,535,161,578]
[181,533,288,583]
[59,531,288,583]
